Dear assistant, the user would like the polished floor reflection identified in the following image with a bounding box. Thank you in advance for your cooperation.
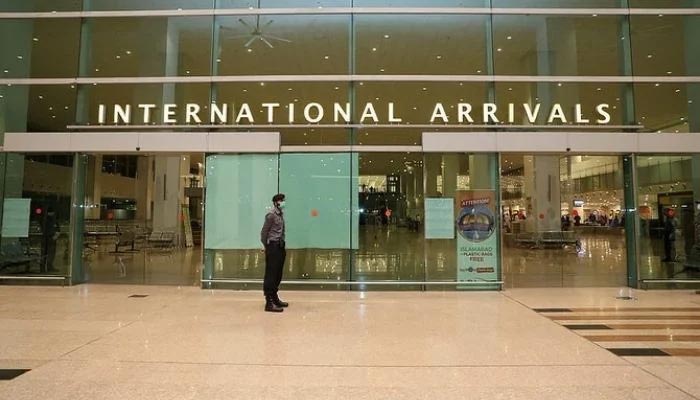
[31,224,699,288]
[0,285,698,400]
[84,247,201,286]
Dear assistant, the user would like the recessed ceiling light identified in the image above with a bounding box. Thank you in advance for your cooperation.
[247,48,253,53]
[260,82,265,86]
[16,55,23,60]
[497,48,503,52]
[507,36,512,40]
[288,87,293,91]
[32,37,39,42]
[436,55,442,60]
[383,34,390,39]
[380,68,385,72]
[647,54,653,59]
[116,55,121,59]
[125,50,132,55]
[324,55,329,60]
[372,47,377,52]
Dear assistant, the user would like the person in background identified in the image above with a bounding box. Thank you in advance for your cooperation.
[40,206,60,273]
[260,193,289,313]
[662,208,678,262]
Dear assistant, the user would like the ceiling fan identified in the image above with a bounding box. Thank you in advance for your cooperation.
[220,1,292,49]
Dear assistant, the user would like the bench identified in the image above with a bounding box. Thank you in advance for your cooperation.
[0,240,40,272]
[147,231,176,250]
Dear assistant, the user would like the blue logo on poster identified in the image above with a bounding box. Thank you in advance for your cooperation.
[456,203,495,242]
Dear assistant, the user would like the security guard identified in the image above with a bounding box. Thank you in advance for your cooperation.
[260,193,289,312]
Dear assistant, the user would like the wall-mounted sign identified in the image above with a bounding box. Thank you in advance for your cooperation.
[425,198,454,239]
[97,102,612,125]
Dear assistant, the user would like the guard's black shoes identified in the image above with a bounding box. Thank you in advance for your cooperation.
[265,296,284,312]
[272,294,289,308]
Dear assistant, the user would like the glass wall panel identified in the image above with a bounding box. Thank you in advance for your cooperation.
[353,152,423,287]
[82,154,202,285]
[493,15,627,76]
[630,1,700,7]
[217,0,351,7]
[423,153,499,288]
[493,0,624,6]
[634,83,700,133]
[353,0,487,5]
[355,15,488,75]
[0,153,76,279]
[494,82,628,126]
[86,0,214,10]
[280,153,356,282]
[631,16,700,76]
[216,14,349,75]
[76,83,211,126]
[353,82,489,145]
[637,155,700,284]
[81,17,213,77]
[205,154,278,280]
[0,0,81,12]
[501,154,627,287]
[0,85,77,134]
[0,19,81,79]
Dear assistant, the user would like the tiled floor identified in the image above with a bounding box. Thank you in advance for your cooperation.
[1,285,699,399]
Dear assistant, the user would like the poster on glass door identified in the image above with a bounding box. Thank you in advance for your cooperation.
[455,190,498,286]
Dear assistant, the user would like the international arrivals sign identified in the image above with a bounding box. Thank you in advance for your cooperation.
[97,101,612,125]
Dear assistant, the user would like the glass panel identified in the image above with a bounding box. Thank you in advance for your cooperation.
[501,154,627,288]
[86,0,214,10]
[0,85,77,133]
[354,0,486,5]
[424,153,499,289]
[0,153,75,278]
[493,15,627,76]
[630,0,700,7]
[82,154,202,285]
[353,152,423,287]
[81,17,213,77]
[280,153,355,281]
[493,0,624,6]
[634,83,699,133]
[204,154,278,280]
[495,82,628,126]
[214,82,349,122]
[0,0,81,12]
[216,14,349,75]
[217,0,351,7]
[0,19,81,78]
[355,15,488,75]
[76,83,211,126]
[631,16,700,76]
[637,155,700,285]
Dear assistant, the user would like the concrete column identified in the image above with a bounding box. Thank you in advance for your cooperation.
[523,155,562,232]
[442,154,459,198]
[469,155,492,190]
[135,156,152,222]
[535,17,580,123]
[424,156,440,197]
[152,156,182,240]
[84,155,102,219]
